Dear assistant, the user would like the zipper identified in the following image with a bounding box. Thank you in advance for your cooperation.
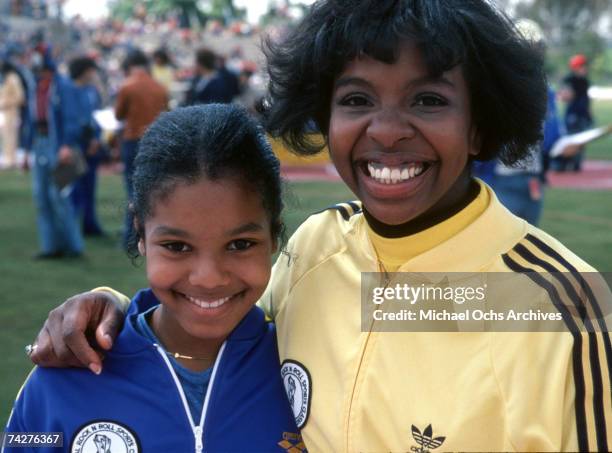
[193,426,203,453]
[156,343,227,453]
[344,247,380,452]
[344,325,376,452]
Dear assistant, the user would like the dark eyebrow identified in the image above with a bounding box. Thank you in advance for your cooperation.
[152,223,264,238]
[333,76,372,91]
[409,75,456,89]
[151,226,191,238]
[229,222,264,236]
[333,74,456,91]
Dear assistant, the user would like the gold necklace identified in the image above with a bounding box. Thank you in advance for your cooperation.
[150,308,213,361]
[165,351,212,361]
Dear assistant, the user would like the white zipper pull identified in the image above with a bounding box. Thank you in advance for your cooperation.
[194,426,203,453]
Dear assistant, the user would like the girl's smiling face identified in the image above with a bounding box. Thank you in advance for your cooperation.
[328,41,480,225]
[141,176,275,351]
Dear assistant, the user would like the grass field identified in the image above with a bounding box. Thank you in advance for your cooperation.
[1,101,612,422]
[585,99,612,160]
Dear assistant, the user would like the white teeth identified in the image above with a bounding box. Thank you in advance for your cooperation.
[380,167,390,181]
[390,169,400,183]
[366,162,426,185]
[185,294,231,309]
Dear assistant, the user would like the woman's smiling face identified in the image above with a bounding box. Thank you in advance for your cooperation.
[328,41,480,225]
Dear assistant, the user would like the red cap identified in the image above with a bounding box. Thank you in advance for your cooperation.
[569,54,587,70]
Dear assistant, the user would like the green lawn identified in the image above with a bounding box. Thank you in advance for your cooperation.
[585,99,612,160]
[1,165,611,423]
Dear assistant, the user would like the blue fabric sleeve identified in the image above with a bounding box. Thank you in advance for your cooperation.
[52,76,81,147]
[3,372,54,453]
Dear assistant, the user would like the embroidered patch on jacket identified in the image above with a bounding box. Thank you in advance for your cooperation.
[278,431,307,452]
[71,420,140,453]
[410,424,445,453]
[281,359,312,429]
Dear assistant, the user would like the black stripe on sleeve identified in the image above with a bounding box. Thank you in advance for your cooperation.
[512,243,590,328]
[347,201,362,215]
[502,253,590,452]
[510,244,608,452]
[333,204,350,221]
[525,233,576,272]
[526,233,612,382]
[312,204,349,220]
[314,202,363,221]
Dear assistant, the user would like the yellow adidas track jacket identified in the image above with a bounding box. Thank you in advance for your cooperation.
[261,182,611,452]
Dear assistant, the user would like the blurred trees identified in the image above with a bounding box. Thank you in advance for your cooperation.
[516,0,609,46]
[514,0,612,82]
[108,0,245,27]
[206,0,244,20]
[259,0,311,27]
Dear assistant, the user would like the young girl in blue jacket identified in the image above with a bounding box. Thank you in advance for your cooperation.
[4,104,302,453]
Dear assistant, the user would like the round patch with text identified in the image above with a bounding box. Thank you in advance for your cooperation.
[281,359,312,429]
[71,420,140,453]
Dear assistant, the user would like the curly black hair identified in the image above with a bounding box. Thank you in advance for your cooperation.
[127,104,284,259]
[264,0,547,165]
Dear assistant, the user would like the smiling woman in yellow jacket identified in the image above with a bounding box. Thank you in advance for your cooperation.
[262,182,610,451]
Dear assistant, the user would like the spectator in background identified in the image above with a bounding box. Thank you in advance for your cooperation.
[11,49,37,168]
[151,47,175,93]
[480,19,563,226]
[0,60,25,169]
[115,49,168,249]
[556,54,593,172]
[486,86,562,226]
[30,48,84,259]
[68,56,105,237]
[183,47,240,106]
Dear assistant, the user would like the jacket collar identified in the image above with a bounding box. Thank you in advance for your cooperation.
[357,180,526,272]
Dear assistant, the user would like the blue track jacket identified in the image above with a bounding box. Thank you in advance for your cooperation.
[4,290,303,453]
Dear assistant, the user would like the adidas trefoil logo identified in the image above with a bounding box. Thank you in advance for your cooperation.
[410,424,445,453]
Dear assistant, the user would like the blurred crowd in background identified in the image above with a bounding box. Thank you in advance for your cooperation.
[0,0,611,259]
[0,0,285,126]
[0,0,305,259]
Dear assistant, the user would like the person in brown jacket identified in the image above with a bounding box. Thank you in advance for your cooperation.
[115,49,168,249]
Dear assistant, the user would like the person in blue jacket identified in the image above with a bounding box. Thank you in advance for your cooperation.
[183,47,240,106]
[30,46,84,259]
[4,104,303,453]
[67,56,105,236]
